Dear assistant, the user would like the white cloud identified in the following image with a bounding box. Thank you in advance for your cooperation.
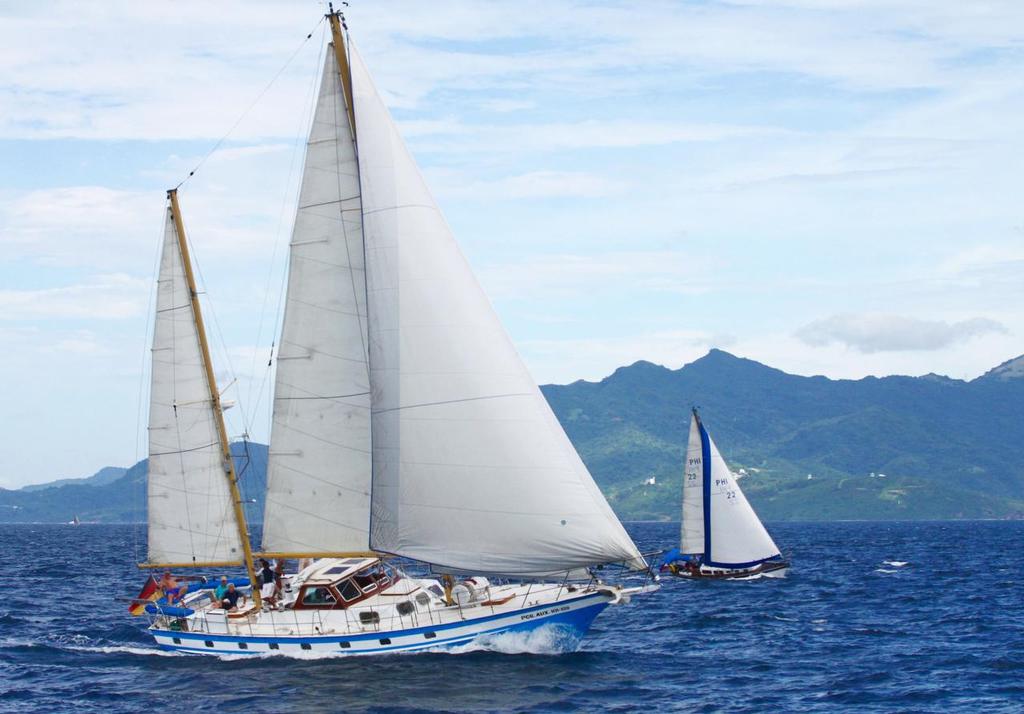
[0,274,148,320]
[437,170,626,200]
[795,313,1008,353]
[478,249,715,300]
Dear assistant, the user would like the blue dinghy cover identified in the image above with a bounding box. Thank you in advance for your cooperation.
[187,577,250,591]
[145,603,195,618]
[660,548,683,566]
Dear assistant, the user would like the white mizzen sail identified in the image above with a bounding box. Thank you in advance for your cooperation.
[147,204,242,565]
[350,44,644,577]
[686,412,780,567]
[262,46,372,555]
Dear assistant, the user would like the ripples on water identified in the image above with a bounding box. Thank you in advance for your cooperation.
[1,521,1023,712]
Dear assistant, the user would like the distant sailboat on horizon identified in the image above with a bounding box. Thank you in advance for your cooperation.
[662,409,788,579]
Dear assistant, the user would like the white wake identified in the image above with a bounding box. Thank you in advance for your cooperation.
[448,624,583,656]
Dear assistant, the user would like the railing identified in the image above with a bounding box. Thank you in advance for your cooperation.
[147,562,657,640]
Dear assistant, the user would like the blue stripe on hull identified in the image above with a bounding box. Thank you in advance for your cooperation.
[151,595,610,656]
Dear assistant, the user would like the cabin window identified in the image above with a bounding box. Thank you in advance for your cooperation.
[415,592,431,608]
[237,643,247,650]
[352,566,390,593]
[428,584,444,598]
[172,637,181,645]
[339,641,351,649]
[424,632,436,639]
[359,611,380,625]
[269,643,279,650]
[302,586,337,607]
[396,601,415,616]
[205,641,214,648]
[338,579,361,602]
[379,638,391,645]
[301,643,312,650]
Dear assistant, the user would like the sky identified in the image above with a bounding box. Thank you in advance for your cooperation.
[1,0,1021,487]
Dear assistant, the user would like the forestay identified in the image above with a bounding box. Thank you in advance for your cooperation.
[262,47,372,554]
[693,414,780,567]
[351,44,644,576]
[147,205,242,565]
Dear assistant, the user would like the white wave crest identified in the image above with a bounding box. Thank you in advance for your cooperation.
[875,568,900,574]
[449,624,583,656]
[64,644,184,657]
[883,561,908,567]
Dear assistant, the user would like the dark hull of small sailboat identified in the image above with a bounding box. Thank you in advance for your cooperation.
[667,560,789,580]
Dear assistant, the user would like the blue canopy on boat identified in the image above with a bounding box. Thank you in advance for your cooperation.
[660,548,700,567]
[145,603,195,618]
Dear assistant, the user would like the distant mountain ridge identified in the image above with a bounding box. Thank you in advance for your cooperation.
[19,466,127,493]
[3,350,1022,522]
[541,349,1024,520]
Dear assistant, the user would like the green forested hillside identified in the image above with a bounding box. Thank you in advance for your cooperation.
[541,350,1024,520]
[3,351,1022,522]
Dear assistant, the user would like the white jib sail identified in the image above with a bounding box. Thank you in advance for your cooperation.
[262,47,372,554]
[147,204,242,565]
[680,414,704,554]
[350,44,644,576]
[702,418,781,566]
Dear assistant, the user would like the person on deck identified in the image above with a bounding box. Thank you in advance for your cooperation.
[160,571,187,603]
[221,582,243,611]
[273,560,285,602]
[258,559,276,606]
[211,576,229,605]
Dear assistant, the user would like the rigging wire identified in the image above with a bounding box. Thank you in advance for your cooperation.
[131,206,168,565]
[246,19,329,428]
[174,16,326,190]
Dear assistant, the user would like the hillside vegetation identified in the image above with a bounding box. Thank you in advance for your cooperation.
[3,351,1022,522]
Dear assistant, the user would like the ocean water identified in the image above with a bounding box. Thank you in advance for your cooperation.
[1,521,1022,712]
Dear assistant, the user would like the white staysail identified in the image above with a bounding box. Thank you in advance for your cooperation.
[147,205,242,565]
[348,45,644,576]
[261,47,372,555]
[680,416,704,554]
[687,413,780,567]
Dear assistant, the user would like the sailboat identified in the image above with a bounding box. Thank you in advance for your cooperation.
[134,7,653,656]
[662,409,788,579]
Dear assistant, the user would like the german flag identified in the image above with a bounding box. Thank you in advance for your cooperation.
[129,576,163,616]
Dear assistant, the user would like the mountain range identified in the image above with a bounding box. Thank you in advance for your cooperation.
[2,350,1022,523]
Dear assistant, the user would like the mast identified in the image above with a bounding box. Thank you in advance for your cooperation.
[166,189,261,607]
[258,6,376,560]
[694,408,712,562]
[327,4,356,141]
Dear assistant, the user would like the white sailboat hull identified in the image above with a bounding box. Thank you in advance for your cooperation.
[148,587,631,657]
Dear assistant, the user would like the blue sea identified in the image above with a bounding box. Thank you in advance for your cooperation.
[1,521,1022,712]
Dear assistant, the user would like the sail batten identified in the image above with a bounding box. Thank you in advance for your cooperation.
[146,205,242,566]
[350,43,644,577]
[261,45,373,555]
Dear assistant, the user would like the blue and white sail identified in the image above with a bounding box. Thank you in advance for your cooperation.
[681,412,780,568]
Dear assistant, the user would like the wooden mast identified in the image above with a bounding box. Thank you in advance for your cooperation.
[166,188,261,607]
[327,4,356,141]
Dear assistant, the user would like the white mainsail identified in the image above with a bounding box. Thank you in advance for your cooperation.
[147,204,242,565]
[684,412,780,567]
[349,44,644,576]
[261,47,372,555]
[680,416,704,554]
